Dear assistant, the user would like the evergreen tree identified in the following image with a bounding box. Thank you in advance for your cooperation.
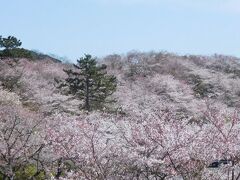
[0,36,22,57]
[0,36,22,50]
[57,54,117,111]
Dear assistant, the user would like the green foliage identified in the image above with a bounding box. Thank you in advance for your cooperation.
[193,82,214,98]
[0,36,22,50]
[15,164,45,180]
[0,48,34,59]
[187,74,215,99]
[186,74,202,85]
[57,54,117,111]
[0,164,45,180]
[0,36,35,59]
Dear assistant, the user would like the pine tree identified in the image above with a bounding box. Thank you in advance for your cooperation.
[0,36,22,57]
[57,54,117,111]
[0,36,22,50]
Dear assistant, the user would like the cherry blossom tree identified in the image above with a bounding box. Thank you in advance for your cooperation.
[45,112,124,179]
[0,104,46,179]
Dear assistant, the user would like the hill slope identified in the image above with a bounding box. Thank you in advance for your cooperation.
[2,52,240,117]
[1,52,240,179]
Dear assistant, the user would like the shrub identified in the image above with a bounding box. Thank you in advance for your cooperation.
[0,74,23,92]
[0,48,34,59]
[15,164,45,180]
[186,74,202,85]
[193,82,215,98]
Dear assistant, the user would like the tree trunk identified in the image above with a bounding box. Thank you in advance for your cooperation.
[85,77,90,111]
[55,158,63,179]
[232,160,235,180]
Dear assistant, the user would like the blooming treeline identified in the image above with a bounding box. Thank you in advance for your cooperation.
[1,94,240,179]
[50,107,240,179]
[1,52,240,179]
[44,105,240,179]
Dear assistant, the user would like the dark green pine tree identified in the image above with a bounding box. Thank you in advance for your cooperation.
[0,36,22,50]
[58,54,117,111]
[0,36,22,57]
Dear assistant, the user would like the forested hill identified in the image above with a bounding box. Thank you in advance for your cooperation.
[104,52,240,118]
[1,51,240,179]
[2,52,240,118]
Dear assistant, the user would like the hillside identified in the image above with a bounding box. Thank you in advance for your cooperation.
[1,52,240,179]
[2,51,240,117]
[105,52,240,117]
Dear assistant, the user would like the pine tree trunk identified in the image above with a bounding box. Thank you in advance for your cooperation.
[85,77,90,111]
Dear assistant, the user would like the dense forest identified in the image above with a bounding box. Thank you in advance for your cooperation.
[1,36,240,179]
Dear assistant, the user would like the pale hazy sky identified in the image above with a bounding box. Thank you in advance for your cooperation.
[1,0,239,60]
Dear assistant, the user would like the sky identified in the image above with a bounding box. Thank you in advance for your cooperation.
[1,0,239,61]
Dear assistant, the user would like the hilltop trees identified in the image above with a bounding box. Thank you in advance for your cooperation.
[57,54,117,111]
[0,36,22,50]
[0,35,34,58]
